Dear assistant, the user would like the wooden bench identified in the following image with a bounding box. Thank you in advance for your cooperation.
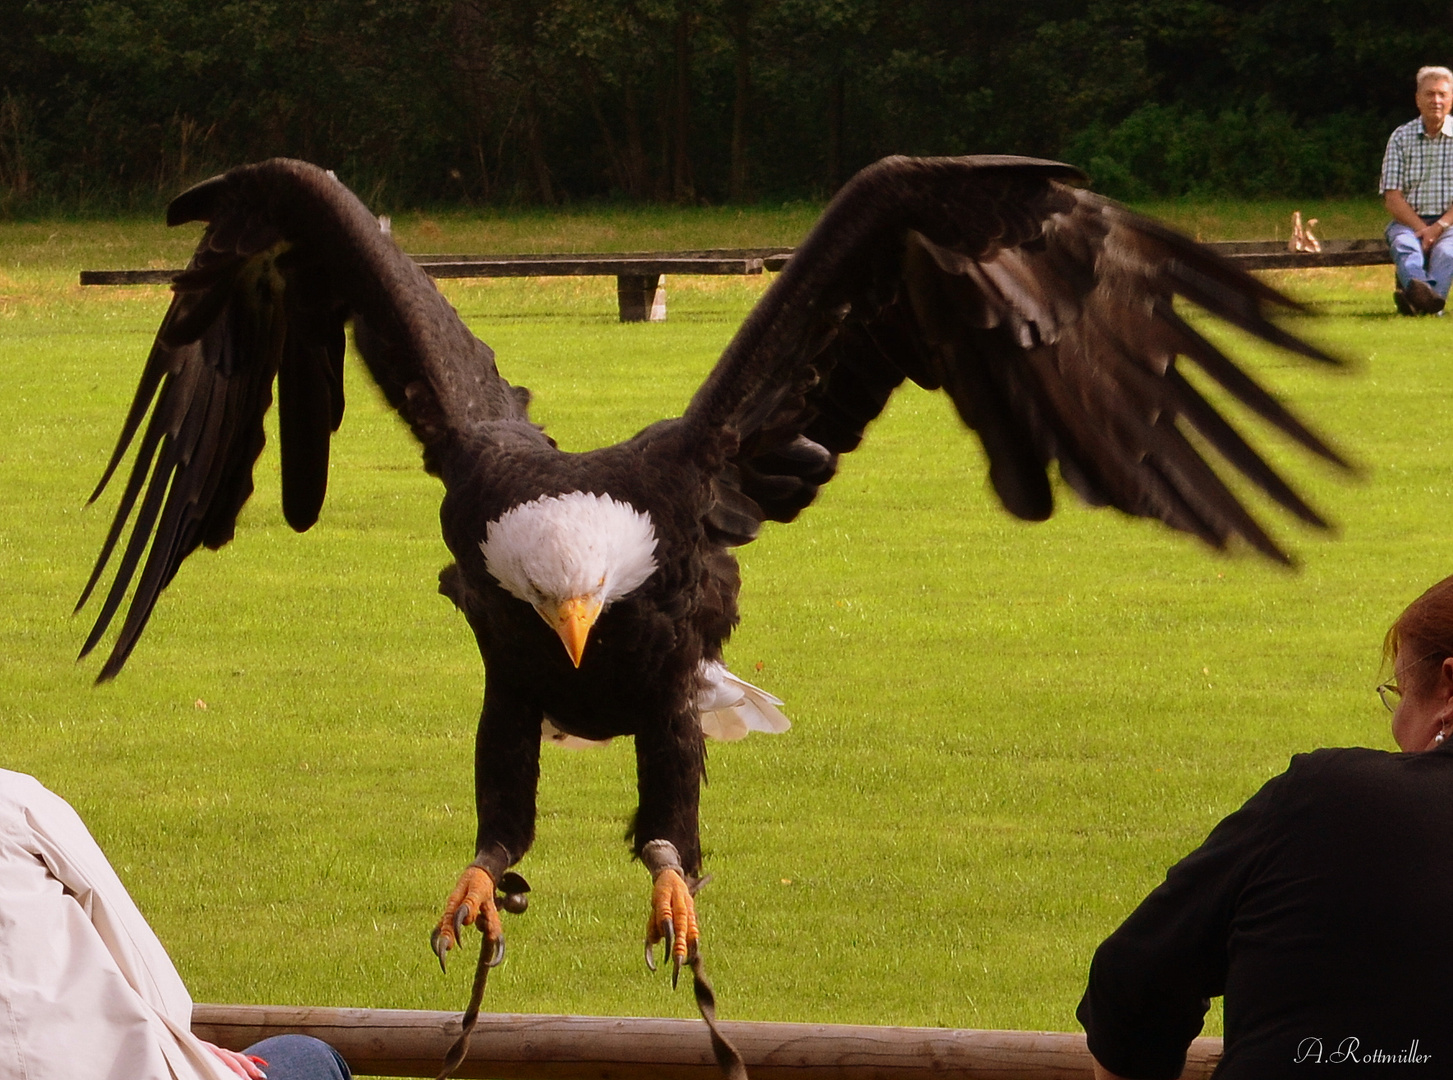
[77,240,1390,323]
[414,250,795,321]
[1208,238,1390,271]
[79,249,795,323]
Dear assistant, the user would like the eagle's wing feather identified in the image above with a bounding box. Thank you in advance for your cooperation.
[681,155,1348,560]
[78,158,523,680]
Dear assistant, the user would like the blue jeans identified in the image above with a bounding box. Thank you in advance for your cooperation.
[244,1035,352,1080]
[1387,217,1453,297]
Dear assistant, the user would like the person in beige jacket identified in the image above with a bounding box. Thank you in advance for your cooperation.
[0,769,349,1080]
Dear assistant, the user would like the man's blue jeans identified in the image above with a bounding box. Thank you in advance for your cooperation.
[1387,217,1453,298]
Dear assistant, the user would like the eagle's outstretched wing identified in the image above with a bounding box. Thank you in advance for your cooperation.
[683,155,1350,560]
[77,158,524,681]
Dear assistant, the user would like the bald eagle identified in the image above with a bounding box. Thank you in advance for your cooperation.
[77,156,1346,978]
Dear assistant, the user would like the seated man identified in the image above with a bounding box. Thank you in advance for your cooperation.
[0,768,351,1080]
[1382,66,1453,315]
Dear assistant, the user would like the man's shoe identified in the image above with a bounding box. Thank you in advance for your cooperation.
[1394,288,1415,315]
[1406,278,1446,315]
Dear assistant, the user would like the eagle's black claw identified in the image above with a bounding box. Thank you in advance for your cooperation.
[645,917,677,980]
[452,903,471,943]
[672,952,682,989]
[431,927,451,973]
[488,936,506,968]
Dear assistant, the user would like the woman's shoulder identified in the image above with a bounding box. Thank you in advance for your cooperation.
[1284,744,1404,782]
[1290,743,1394,766]
[1275,743,1453,808]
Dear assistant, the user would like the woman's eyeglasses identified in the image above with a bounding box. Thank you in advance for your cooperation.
[1377,683,1403,713]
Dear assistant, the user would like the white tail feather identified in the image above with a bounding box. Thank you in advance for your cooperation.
[540,660,790,749]
[696,661,791,741]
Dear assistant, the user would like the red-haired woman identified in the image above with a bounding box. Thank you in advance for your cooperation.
[1077,575,1453,1079]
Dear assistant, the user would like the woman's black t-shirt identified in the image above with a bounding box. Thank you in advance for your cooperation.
[1077,743,1453,1079]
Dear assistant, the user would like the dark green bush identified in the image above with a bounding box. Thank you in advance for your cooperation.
[1062,101,1389,201]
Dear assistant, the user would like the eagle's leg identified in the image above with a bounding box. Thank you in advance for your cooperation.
[433,676,541,972]
[634,703,705,986]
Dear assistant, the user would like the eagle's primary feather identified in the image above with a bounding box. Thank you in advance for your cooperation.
[77,155,1349,975]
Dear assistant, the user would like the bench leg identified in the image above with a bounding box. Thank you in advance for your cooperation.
[617,274,667,322]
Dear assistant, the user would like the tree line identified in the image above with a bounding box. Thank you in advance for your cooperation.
[3,0,1452,214]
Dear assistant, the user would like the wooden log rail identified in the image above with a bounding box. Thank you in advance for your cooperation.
[78,249,795,324]
[191,1004,1225,1080]
[78,240,1388,323]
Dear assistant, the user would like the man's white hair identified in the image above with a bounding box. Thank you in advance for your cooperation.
[1417,66,1453,89]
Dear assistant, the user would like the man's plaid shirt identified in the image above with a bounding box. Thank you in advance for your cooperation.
[1381,116,1453,216]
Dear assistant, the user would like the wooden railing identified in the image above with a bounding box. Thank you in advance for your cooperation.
[192,1003,1225,1080]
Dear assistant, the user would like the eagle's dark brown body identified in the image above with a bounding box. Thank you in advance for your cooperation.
[437,421,734,876]
[78,155,1348,970]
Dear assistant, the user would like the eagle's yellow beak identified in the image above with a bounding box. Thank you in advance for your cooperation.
[544,596,602,667]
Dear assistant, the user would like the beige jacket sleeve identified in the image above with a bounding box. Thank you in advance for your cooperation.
[0,769,234,1080]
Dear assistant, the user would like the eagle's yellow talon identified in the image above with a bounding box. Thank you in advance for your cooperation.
[645,868,697,986]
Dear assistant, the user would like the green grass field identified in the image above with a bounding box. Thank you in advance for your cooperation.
[1,198,1448,1061]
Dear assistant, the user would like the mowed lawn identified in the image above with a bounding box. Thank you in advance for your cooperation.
[1,198,1448,1047]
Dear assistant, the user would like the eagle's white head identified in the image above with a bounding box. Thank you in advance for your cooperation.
[480,491,658,667]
